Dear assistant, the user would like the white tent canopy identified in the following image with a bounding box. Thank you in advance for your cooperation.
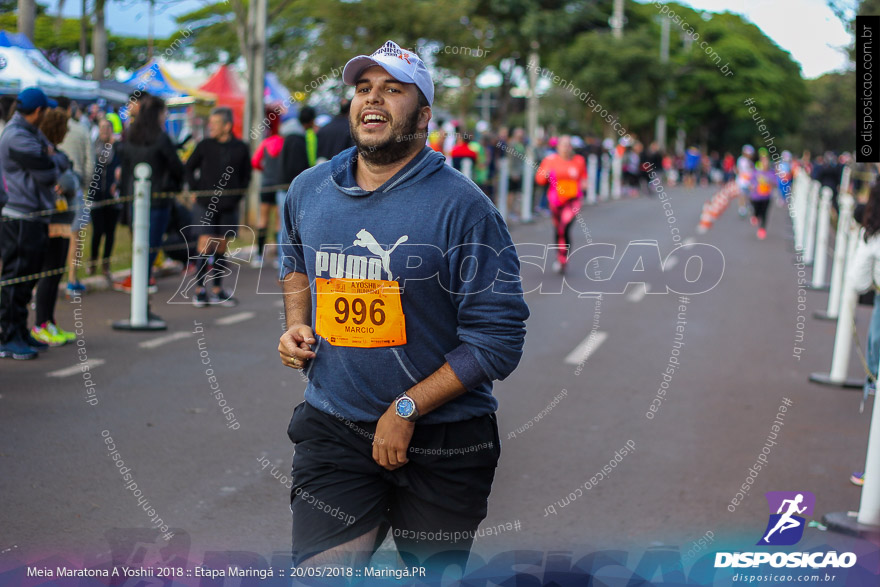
[0,31,99,100]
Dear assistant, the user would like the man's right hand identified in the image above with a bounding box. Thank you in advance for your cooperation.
[279,324,317,370]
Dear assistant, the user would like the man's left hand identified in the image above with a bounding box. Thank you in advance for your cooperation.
[372,406,415,471]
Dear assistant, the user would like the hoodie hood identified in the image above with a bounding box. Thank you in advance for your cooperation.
[329,145,447,197]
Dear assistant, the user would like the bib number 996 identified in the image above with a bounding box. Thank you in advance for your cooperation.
[334,297,386,326]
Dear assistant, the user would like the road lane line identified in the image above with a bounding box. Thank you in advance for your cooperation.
[216,311,256,326]
[47,359,105,378]
[564,331,608,365]
[626,284,647,303]
[139,331,192,349]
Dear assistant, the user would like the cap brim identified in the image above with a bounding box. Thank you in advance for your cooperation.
[342,55,416,86]
[47,98,58,108]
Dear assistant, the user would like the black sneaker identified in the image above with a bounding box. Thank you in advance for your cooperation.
[193,289,210,308]
[26,333,49,352]
[211,289,239,308]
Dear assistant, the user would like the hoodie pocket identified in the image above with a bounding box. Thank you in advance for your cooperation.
[390,347,425,386]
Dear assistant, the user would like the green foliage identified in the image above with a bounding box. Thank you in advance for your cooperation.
[799,71,855,154]
[547,2,807,151]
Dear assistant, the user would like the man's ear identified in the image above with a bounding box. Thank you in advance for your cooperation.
[419,106,432,130]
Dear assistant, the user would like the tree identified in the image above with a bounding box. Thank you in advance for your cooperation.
[800,72,856,153]
[550,1,807,152]
[18,0,36,42]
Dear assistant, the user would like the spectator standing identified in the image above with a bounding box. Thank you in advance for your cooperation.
[112,95,184,297]
[0,88,59,360]
[32,107,78,346]
[88,119,121,284]
[316,98,355,163]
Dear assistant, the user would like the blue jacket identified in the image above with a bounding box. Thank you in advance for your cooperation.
[280,146,529,424]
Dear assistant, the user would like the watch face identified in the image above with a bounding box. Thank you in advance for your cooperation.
[396,397,415,418]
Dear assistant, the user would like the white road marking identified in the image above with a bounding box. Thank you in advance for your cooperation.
[626,284,647,303]
[47,359,105,378]
[139,331,191,349]
[216,311,256,326]
[564,331,608,365]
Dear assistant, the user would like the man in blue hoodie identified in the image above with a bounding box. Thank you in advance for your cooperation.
[278,41,529,572]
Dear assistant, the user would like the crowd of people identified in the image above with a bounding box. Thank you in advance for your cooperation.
[0,80,863,361]
[0,86,358,360]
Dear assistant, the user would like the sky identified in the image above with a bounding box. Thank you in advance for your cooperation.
[56,0,853,80]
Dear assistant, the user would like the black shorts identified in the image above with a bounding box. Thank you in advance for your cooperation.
[287,401,501,567]
[191,203,240,237]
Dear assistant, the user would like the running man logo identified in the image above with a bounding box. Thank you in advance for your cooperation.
[757,491,815,546]
[168,225,255,304]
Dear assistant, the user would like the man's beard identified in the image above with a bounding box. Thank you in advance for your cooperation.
[351,105,423,166]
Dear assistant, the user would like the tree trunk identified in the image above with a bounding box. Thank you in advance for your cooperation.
[91,0,108,80]
[80,0,88,77]
[17,0,36,43]
[56,0,67,35]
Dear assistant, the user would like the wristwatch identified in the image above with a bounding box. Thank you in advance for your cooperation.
[394,392,420,422]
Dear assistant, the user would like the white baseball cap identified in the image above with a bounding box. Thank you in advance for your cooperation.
[342,40,434,106]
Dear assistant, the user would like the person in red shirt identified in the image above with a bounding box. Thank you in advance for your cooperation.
[535,135,587,273]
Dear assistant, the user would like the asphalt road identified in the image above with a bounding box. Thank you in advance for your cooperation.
[1,184,878,580]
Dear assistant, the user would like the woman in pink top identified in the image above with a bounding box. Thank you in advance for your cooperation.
[535,135,587,273]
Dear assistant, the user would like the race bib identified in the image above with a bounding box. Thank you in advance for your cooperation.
[315,278,407,348]
[556,178,579,202]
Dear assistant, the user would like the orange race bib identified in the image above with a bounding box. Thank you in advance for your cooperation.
[315,278,407,348]
[556,178,579,202]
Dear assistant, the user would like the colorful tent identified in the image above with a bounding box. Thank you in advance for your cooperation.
[121,59,216,106]
[0,30,99,99]
[198,64,245,138]
[121,59,216,142]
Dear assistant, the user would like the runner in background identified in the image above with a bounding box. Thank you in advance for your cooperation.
[251,111,285,268]
[736,144,755,218]
[750,148,776,240]
[185,107,251,307]
[535,135,587,273]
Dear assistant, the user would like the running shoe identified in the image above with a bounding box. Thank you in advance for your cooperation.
[0,337,38,360]
[193,288,210,308]
[738,206,748,217]
[750,216,758,226]
[251,254,263,268]
[66,281,86,295]
[211,289,239,308]
[757,228,767,240]
[31,323,67,347]
[113,275,158,294]
[851,472,864,487]
[47,321,76,343]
